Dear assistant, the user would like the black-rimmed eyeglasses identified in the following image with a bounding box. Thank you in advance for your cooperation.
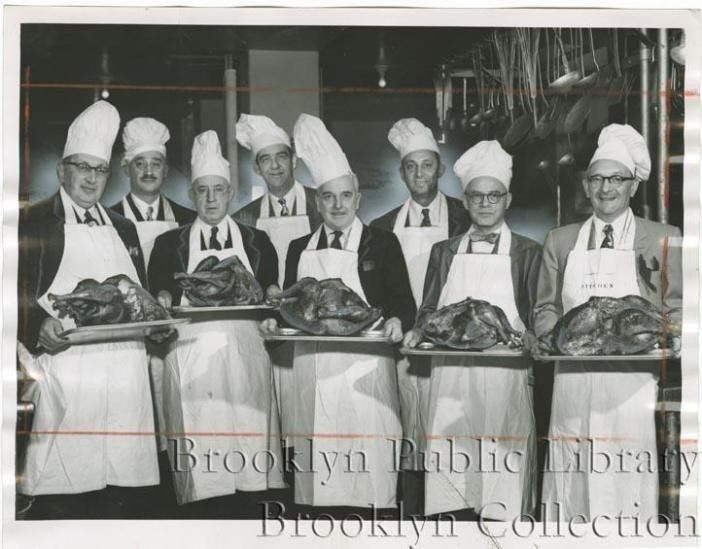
[465,191,508,205]
[63,161,110,175]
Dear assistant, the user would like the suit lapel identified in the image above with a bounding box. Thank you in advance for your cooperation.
[239,220,262,276]
[176,225,190,272]
[38,194,67,295]
[357,225,372,267]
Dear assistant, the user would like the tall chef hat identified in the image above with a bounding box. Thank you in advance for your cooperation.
[235,114,291,156]
[388,117,440,159]
[293,113,352,187]
[190,130,230,183]
[122,117,170,165]
[63,100,120,163]
[453,140,513,191]
[589,123,651,182]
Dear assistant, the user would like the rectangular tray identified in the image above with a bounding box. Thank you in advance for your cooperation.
[263,328,391,343]
[400,343,524,357]
[173,304,274,314]
[60,318,190,344]
[533,349,675,362]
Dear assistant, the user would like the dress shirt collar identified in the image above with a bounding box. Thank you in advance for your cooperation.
[129,192,161,220]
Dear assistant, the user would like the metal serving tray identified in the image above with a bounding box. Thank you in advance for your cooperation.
[263,327,391,343]
[400,342,524,357]
[60,318,189,344]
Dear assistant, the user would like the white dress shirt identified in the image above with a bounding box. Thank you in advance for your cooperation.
[195,216,233,249]
[323,223,354,250]
[467,222,505,254]
[129,193,161,221]
[267,186,297,217]
[592,208,634,250]
[407,193,441,227]
[60,186,106,225]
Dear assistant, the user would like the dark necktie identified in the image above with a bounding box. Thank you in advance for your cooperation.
[330,230,343,250]
[420,208,432,227]
[209,226,222,251]
[469,232,499,244]
[146,205,154,221]
[83,209,99,226]
[279,198,290,216]
[601,224,614,249]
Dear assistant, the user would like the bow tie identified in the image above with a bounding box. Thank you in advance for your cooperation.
[469,232,499,244]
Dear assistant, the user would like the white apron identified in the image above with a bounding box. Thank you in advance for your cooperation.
[292,218,402,507]
[256,182,311,448]
[424,225,536,520]
[162,217,283,504]
[20,203,158,495]
[122,195,179,267]
[122,195,179,453]
[543,215,658,520]
[392,195,448,470]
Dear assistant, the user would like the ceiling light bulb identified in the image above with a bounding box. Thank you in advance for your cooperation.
[378,75,387,88]
[101,89,110,99]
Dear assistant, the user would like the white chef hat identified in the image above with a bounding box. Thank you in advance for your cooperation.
[293,113,352,187]
[62,100,120,163]
[589,123,651,181]
[190,130,230,183]
[122,117,170,165]
[388,117,440,159]
[235,113,291,156]
[453,140,513,191]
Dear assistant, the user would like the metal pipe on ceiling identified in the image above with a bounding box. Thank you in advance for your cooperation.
[640,28,651,220]
[657,28,670,224]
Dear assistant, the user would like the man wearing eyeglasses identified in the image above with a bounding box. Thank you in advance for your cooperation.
[403,140,540,521]
[261,114,415,513]
[533,124,682,522]
[17,101,159,517]
[110,117,196,266]
[369,119,469,509]
[233,114,322,461]
[148,130,284,511]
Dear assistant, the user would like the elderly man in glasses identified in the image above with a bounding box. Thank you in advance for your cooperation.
[404,140,541,521]
[533,123,682,522]
[17,101,159,517]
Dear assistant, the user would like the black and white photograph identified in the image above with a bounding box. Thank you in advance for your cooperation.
[2,5,700,548]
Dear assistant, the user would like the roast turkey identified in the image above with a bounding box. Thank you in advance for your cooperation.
[49,276,169,327]
[538,295,681,356]
[271,277,382,335]
[174,255,264,306]
[416,297,523,350]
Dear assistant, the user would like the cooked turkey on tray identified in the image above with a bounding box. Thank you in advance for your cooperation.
[269,277,382,336]
[49,275,170,327]
[538,295,681,356]
[415,297,523,351]
[174,255,264,307]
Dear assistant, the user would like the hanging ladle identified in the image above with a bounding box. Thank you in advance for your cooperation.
[574,28,599,89]
[549,28,581,92]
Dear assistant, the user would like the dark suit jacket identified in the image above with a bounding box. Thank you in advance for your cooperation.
[370,193,470,237]
[284,223,417,331]
[148,216,278,306]
[110,194,196,226]
[233,184,323,231]
[18,192,146,352]
[417,230,543,330]
[533,216,682,337]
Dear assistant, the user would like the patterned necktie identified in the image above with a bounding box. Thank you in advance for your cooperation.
[209,226,222,251]
[330,230,343,250]
[278,198,290,216]
[420,208,432,227]
[601,224,614,249]
[146,205,154,221]
[83,209,99,226]
[469,232,499,244]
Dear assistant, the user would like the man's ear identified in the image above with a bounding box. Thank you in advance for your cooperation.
[56,162,65,184]
[504,192,513,210]
[629,179,640,198]
[188,187,196,206]
[253,158,262,176]
[292,153,298,170]
[121,159,130,178]
[162,162,169,180]
[437,162,445,178]
[581,177,591,199]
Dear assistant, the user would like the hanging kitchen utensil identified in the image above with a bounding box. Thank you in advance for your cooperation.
[564,94,593,133]
[577,28,601,89]
[517,28,541,128]
[574,28,596,89]
[549,28,581,92]
[501,111,533,150]
[671,31,686,65]
[607,29,625,106]
[493,30,517,122]
[469,51,484,126]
